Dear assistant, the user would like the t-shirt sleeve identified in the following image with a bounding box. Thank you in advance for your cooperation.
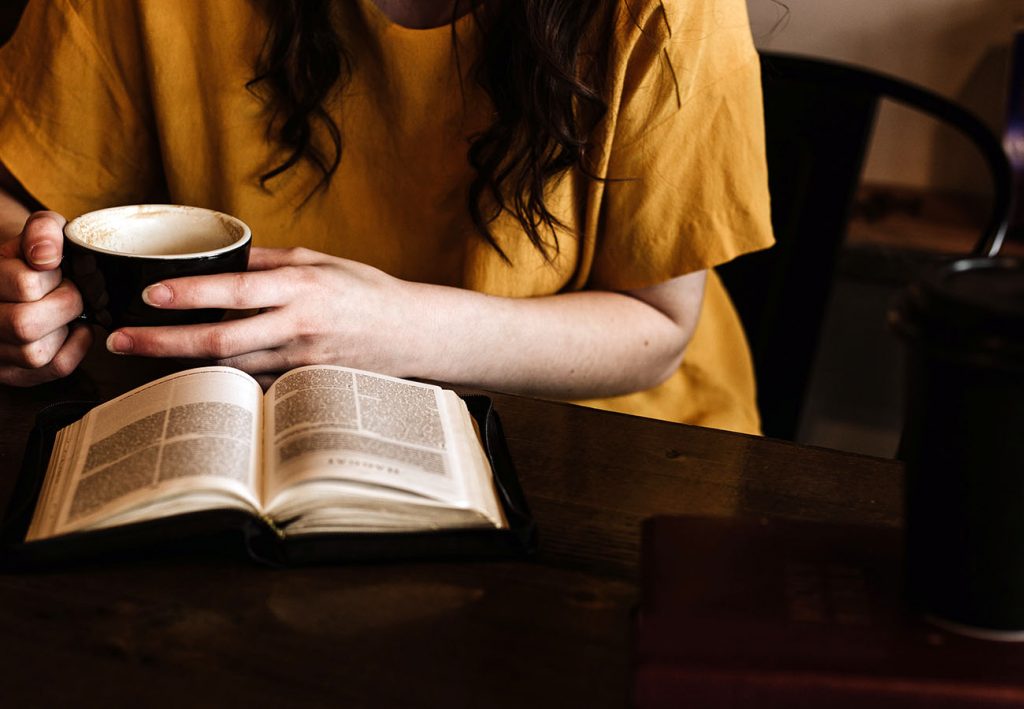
[0,0,164,217]
[588,0,774,291]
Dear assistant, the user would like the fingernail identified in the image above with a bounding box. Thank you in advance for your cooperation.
[106,332,132,354]
[142,283,171,306]
[28,243,59,265]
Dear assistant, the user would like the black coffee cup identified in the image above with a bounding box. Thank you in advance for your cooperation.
[891,256,1024,639]
[63,204,252,330]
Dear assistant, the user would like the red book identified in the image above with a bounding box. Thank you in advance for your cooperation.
[633,516,1024,708]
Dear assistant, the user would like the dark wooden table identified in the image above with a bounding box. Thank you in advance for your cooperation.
[0,345,902,707]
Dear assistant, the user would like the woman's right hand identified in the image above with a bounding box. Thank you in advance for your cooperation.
[0,211,92,386]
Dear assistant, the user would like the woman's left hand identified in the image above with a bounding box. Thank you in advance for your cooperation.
[106,244,705,400]
[105,247,421,380]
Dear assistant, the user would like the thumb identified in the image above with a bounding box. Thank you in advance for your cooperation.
[20,211,67,271]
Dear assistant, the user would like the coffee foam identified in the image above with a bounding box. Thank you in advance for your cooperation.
[66,205,249,258]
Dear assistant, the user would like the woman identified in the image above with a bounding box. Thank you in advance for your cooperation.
[0,0,772,432]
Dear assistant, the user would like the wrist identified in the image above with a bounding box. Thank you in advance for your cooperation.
[384,278,453,380]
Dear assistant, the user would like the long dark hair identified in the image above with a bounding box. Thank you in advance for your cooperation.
[248,0,614,260]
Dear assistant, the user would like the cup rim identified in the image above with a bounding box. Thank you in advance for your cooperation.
[63,204,252,260]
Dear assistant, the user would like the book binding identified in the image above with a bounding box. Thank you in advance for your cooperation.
[1,395,536,567]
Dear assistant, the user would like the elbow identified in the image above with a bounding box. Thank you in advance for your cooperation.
[647,331,689,389]
[654,343,687,388]
[622,269,706,392]
[632,321,692,392]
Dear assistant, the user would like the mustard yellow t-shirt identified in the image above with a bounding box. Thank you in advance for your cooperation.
[0,0,773,433]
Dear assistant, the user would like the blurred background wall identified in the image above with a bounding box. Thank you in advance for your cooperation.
[748,0,1020,198]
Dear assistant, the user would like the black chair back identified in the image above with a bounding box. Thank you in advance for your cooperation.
[718,51,1012,441]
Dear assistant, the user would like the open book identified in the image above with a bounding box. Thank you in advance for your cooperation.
[18,366,528,561]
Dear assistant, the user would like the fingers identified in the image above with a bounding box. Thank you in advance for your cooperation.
[247,246,327,271]
[140,246,342,310]
[0,324,92,387]
[0,280,84,344]
[107,311,286,360]
[0,210,67,300]
[141,268,306,311]
[0,326,70,368]
[0,256,63,301]
[19,211,67,271]
[215,348,292,374]
[0,210,83,385]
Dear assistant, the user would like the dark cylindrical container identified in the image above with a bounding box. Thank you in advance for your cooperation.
[891,256,1024,638]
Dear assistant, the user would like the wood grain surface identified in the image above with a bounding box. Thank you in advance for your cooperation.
[0,344,903,708]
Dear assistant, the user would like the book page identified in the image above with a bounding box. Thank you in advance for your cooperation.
[445,393,507,529]
[26,367,264,541]
[262,366,494,523]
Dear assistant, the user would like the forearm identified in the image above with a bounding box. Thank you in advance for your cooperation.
[396,276,704,400]
[110,249,705,400]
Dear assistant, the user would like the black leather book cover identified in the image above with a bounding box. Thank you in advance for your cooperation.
[1,395,536,568]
